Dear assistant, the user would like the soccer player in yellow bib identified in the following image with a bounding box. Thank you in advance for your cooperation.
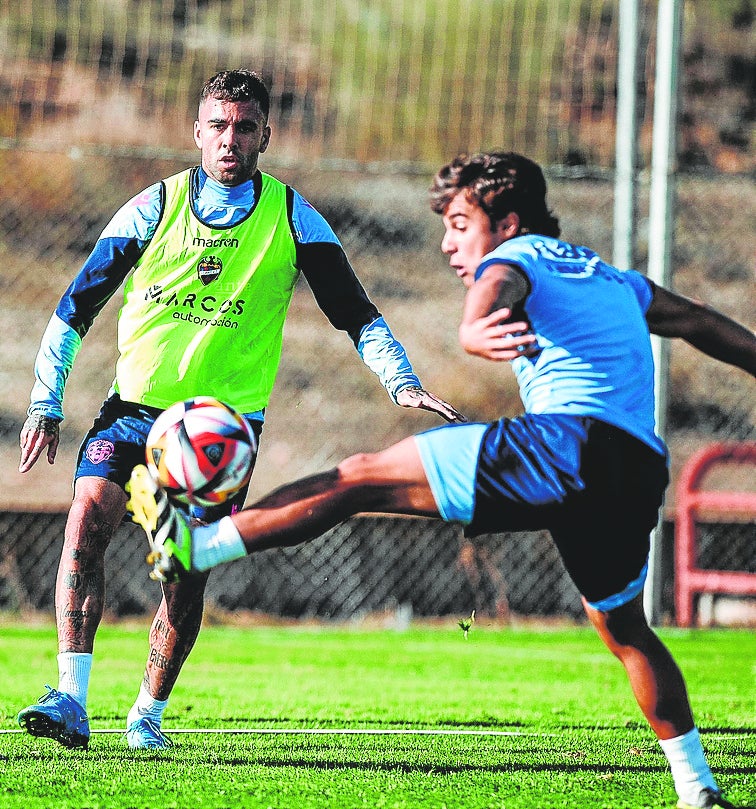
[16,69,463,751]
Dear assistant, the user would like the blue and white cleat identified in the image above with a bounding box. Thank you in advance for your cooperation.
[17,685,90,749]
[126,465,194,583]
[126,717,173,750]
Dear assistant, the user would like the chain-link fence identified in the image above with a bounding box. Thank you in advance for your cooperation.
[0,0,753,624]
[0,510,585,619]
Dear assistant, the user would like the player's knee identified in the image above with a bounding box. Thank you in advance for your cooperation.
[336,452,383,486]
[161,572,209,603]
[334,452,398,514]
[65,496,119,552]
[585,597,651,654]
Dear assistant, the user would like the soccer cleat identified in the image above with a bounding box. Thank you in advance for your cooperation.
[126,464,194,583]
[676,787,738,809]
[126,717,173,750]
[17,686,90,749]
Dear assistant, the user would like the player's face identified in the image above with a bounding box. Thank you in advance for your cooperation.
[194,97,271,186]
[440,193,509,288]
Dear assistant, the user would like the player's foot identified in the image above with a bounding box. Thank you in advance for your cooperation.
[126,465,194,583]
[126,717,173,750]
[17,686,90,749]
[677,787,738,809]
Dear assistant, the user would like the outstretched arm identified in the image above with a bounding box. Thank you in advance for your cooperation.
[646,285,756,376]
[300,242,465,422]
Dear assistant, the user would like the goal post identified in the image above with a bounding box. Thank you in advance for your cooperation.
[645,0,684,624]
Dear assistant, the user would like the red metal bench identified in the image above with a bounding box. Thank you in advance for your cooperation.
[674,441,756,627]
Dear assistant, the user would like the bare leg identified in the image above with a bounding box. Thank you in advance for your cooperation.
[17,478,122,747]
[56,477,127,652]
[62,477,207,704]
[231,436,439,553]
[583,593,694,740]
[143,572,210,700]
[132,440,431,708]
[15,477,123,748]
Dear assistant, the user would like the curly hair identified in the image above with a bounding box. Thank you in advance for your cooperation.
[429,152,560,238]
[198,69,270,120]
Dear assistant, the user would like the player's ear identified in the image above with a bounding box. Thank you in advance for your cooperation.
[193,120,202,149]
[496,212,520,242]
[259,125,271,154]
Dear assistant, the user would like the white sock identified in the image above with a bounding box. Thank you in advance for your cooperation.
[127,682,169,728]
[192,516,247,571]
[57,652,92,710]
[659,727,719,806]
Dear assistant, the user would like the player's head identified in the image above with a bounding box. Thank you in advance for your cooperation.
[198,70,270,120]
[429,152,560,238]
[430,153,561,287]
[194,70,271,186]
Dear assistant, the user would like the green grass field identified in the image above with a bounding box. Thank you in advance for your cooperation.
[0,621,754,809]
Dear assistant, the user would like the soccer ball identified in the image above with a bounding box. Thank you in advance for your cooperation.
[145,397,257,507]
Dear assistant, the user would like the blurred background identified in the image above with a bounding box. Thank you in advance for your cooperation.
[0,0,753,624]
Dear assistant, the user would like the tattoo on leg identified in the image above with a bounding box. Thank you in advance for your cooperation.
[61,608,88,632]
[152,618,172,641]
[64,571,83,591]
[149,647,170,671]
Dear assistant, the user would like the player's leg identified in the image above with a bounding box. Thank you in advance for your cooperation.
[125,572,209,749]
[213,422,488,561]
[127,420,262,749]
[558,422,729,809]
[127,424,490,578]
[126,482,240,750]
[149,576,209,700]
[231,435,441,553]
[18,475,127,749]
[123,431,442,744]
[584,596,731,809]
[584,594,694,737]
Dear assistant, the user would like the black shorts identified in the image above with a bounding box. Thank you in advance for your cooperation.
[75,394,263,520]
[467,417,669,607]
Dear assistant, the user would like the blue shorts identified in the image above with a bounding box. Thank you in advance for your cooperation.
[75,394,263,521]
[414,414,669,610]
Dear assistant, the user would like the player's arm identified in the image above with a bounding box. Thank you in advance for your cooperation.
[459,261,538,361]
[298,242,464,422]
[293,194,463,422]
[646,284,756,376]
[20,186,160,473]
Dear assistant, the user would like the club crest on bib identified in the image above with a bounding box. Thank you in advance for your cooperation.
[197,255,223,285]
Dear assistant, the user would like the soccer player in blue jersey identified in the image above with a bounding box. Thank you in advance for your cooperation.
[129,152,755,807]
[16,69,463,752]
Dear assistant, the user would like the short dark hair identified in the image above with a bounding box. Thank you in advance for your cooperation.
[199,70,270,120]
[429,152,560,238]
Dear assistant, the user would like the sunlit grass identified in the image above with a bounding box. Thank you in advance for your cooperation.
[0,622,753,808]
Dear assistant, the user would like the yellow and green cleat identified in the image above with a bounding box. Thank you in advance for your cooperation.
[126,465,194,583]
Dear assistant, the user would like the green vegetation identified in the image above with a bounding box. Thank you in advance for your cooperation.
[2,0,752,168]
[1,622,753,808]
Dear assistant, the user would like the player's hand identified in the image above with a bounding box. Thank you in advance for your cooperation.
[395,387,467,423]
[19,413,61,473]
[459,307,538,361]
